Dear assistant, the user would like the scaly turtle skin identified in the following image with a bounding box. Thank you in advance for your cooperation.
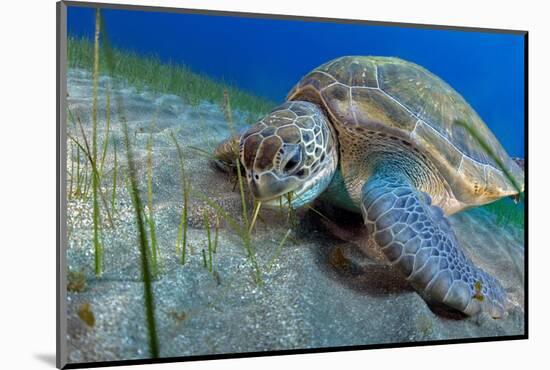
[214,56,524,318]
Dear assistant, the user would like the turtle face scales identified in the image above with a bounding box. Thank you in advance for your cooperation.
[239,101,338,208]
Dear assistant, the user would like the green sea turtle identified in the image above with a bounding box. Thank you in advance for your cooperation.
[214,56,524,318]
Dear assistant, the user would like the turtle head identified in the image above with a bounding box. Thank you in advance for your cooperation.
[239,101,338,208]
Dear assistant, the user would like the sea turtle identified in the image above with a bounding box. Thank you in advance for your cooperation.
[214,56,524,318]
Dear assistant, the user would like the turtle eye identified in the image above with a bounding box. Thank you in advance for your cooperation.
[282,150,301,174]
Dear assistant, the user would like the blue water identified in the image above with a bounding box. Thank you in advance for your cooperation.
[67,6,525,157]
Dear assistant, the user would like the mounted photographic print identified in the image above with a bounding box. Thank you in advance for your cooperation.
[56,1,527,368]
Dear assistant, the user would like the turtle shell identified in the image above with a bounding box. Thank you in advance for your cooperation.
[287,56,524,205]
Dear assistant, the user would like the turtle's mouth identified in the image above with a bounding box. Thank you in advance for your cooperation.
[251,174,326,210]
[247,171,301,203]
[249,181,306,207]
[258,183,309,208]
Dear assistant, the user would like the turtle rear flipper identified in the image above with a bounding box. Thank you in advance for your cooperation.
[361,171,507,318]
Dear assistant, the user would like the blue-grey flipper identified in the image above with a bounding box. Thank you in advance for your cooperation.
[361,172,506,318]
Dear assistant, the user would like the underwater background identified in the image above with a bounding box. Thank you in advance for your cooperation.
[64,5,525,364]
[68,6,524,157]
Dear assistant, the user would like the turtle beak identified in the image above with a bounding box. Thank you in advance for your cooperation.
[249,172,300,201]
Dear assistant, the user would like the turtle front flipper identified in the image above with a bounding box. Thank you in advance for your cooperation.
[213,133,241,173]
[361,171,507,318]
